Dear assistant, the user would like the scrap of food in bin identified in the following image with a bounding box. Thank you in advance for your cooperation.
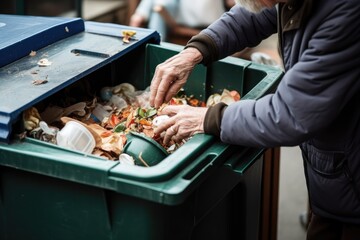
[89,122,127,156]
[25,82,241,163]
[98,131,127,157]
[29,50,36,57]
[174,89,205,107]
[112,82,136,96]
[15,131,27,140]
[206,89,241,107]
[23,107,41,131]
[32,79,48,85]
[41,102,87,124]
[29,121,58,144]
[219,89,237,105]
[119,153,135,165]
[138,152,150,167]
[122,30,136,43]
[230,90,241,101]
[37,58,52,67]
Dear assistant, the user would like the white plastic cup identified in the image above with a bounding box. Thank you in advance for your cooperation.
[91,104,110,122]
[56,121,95,154]
[109,95,128,111]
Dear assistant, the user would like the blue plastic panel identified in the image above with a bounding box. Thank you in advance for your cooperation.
[0,14,85,68]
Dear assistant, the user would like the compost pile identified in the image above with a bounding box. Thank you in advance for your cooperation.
[22,83,240,164]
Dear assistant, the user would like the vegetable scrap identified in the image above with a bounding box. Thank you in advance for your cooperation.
[206,89,239,106]
[32,79,48,85]
[29,50,37,57]
[37,58,52,67]
[122,30,137,44]
[23,83,240,166]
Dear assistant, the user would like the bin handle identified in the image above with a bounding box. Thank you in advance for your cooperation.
[71,49,110,58]
[223,147,265,175]
[180,143,234,181]
[181,153,218,181]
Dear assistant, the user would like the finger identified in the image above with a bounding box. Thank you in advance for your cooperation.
[149,66,163,107]
[154,74,176,108]
[171,134,183,144]
[150,62,176,107]
[163,79,184,104]
[154,116,176,135]
[171,127,191,144]
[163,125,177,145]
[158,105,182,116]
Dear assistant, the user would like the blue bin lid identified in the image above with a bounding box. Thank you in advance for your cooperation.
[0,14,85,68]
[0,16,160,143]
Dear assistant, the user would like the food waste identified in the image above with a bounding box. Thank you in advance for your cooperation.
[22,83,240,165]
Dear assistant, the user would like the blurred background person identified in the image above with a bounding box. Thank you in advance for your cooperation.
[129,1,279,66]
[129,0,177,41]
[129,0,235,43]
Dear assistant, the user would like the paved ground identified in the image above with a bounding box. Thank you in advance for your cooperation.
[277,147,308,240]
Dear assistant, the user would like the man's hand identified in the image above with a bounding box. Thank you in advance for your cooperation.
[149,47,203,108]
[154,105,208,145]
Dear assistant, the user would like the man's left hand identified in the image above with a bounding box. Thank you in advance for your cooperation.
[154,105,208,145]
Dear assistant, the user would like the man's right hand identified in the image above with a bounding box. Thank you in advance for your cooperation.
[149,47,203,108]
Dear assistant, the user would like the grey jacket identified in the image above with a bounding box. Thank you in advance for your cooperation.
[186,0,360,224]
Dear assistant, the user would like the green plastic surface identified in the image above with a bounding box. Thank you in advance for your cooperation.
[0,40,283,202]
[123,131,169,166]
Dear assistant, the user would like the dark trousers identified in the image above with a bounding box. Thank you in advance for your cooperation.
[307,213,360,240]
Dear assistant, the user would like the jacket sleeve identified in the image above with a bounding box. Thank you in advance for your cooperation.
[220,1,360,148]
[186,5,277,65]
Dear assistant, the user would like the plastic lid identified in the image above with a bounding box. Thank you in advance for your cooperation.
[0,17,160,143]
[0,14,85,68]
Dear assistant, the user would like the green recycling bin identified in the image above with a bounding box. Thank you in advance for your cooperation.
[0,14,283,240]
